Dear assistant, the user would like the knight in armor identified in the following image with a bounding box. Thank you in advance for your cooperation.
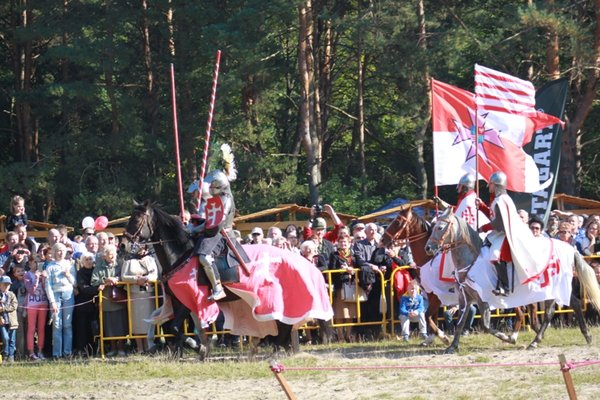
[434,172,489,231]
[477,171,512,296]
[187,144,247,301]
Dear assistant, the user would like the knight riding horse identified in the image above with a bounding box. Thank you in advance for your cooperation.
[477,171,549,297]
[191,169,249,301]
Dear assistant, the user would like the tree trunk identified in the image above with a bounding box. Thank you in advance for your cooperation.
[415,0,429,199]
[104,0,119,136]
[298,0,321,204]
[356,46,367,195]
[12,0,35,163]
[141,0,159,137]
[558,0,600,195]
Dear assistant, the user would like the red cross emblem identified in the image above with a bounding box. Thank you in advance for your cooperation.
[461,206,476,226]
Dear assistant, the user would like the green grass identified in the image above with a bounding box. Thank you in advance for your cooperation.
[2,326,600,399]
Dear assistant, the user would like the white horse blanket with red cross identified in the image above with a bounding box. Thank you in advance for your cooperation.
[467,237,574,309]
[168,244,333,338]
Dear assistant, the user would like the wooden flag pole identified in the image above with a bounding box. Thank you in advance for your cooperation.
[170,63,185,219]
[196,50,222,212]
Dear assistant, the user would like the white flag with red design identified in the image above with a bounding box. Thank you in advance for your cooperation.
[474,64,564,145]
[431,79,557,193]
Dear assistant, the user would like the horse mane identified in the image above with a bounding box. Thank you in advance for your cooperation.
[147,202,190,246]
[452,213,482,257]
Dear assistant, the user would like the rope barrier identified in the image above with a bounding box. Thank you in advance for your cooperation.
[279,360,562,372]
[270,356,600,400]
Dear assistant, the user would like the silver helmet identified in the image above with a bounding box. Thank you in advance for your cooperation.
[457,173,476,194]
[489,171,507,195]
[208,170,230,196]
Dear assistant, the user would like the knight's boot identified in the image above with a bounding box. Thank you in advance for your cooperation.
[492,261,509,297]
[199,255,226,301]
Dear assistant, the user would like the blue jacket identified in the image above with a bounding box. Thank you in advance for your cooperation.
[399,293,425,316]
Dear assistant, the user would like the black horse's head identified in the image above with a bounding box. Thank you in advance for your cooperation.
[125,200,155,243]
[125,200,190,247]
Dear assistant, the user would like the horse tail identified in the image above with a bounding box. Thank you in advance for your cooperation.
[574,252,600,311]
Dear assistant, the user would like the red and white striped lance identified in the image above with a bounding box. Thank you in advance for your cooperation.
[474,64,536,115]
[196,50,222,212]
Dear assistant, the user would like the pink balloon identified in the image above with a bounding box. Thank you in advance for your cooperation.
[94,216,109,231]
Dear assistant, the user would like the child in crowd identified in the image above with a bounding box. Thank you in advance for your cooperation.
[5,195,28,233]
[1,243,30,278]
[11,265,28,359]
[398,281,427,342]
[24,259,48,360]
[0,275,18,362]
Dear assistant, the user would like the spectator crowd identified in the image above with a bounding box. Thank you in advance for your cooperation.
[1,194,600,362]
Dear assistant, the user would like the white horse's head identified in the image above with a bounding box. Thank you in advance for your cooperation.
[425,208,455,256]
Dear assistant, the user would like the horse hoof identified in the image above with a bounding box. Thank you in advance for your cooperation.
[198,344,208,361]
[585,335,593,345]
[527,342,538,350]
[444,347,456,354]
[420,335,435,347]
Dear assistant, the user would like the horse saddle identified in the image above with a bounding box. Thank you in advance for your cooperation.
[197,246,244,285]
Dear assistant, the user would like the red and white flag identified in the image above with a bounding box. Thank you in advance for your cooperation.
[431,79,553,193]
[474,64,564,143]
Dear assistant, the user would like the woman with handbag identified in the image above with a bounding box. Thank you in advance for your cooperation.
[91,246,128,357]
[328,233,360,342]
[120,245,158,354]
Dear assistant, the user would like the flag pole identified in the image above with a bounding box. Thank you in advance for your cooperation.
[430,78,440,217]
[474,66,480,228]
[170,63,185,219]
[196,50,222,212]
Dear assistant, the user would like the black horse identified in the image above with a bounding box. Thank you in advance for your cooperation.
[125,201,332,357]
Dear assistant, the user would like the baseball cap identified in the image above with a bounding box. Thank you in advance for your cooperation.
[352,222,365,231]
[313,217,327,229]
[251,227,264,236]
[0,276,12,284]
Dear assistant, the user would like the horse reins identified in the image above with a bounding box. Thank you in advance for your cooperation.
[384,214,430,247]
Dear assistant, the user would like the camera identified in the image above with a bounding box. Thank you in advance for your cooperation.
[313,203,323,216]
[16,250,26,255]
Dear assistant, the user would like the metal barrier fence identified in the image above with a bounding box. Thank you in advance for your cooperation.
[97,281,231,358]
[97,256,600,351]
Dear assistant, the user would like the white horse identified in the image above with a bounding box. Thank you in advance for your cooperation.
[425,208,600,354]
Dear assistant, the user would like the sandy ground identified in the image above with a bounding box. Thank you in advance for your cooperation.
[8,336,600,400]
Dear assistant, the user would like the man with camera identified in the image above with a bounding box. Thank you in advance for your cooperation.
[303,204,344,272]
[303,204,344,244]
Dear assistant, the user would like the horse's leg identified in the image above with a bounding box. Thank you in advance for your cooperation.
[472,290,513,344]
[444,288,468,354]
[527,299,557,350]
[570,291,592,345]
[423,292,449,346]
[509,306,524,345]
[529,303,541,333]
[189,313,210,361]
[169,297,191,359]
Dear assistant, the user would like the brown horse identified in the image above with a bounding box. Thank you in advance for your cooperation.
[381,207,540,345]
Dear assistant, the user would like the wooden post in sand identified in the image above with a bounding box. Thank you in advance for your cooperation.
[559,354,577,400]
[269,360,297,400]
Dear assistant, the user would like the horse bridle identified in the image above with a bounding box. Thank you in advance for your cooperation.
[124,208,152,242]
[429,215,473,254]
[383,213,430,247]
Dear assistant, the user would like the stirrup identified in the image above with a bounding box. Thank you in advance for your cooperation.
[208,286,226,301]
